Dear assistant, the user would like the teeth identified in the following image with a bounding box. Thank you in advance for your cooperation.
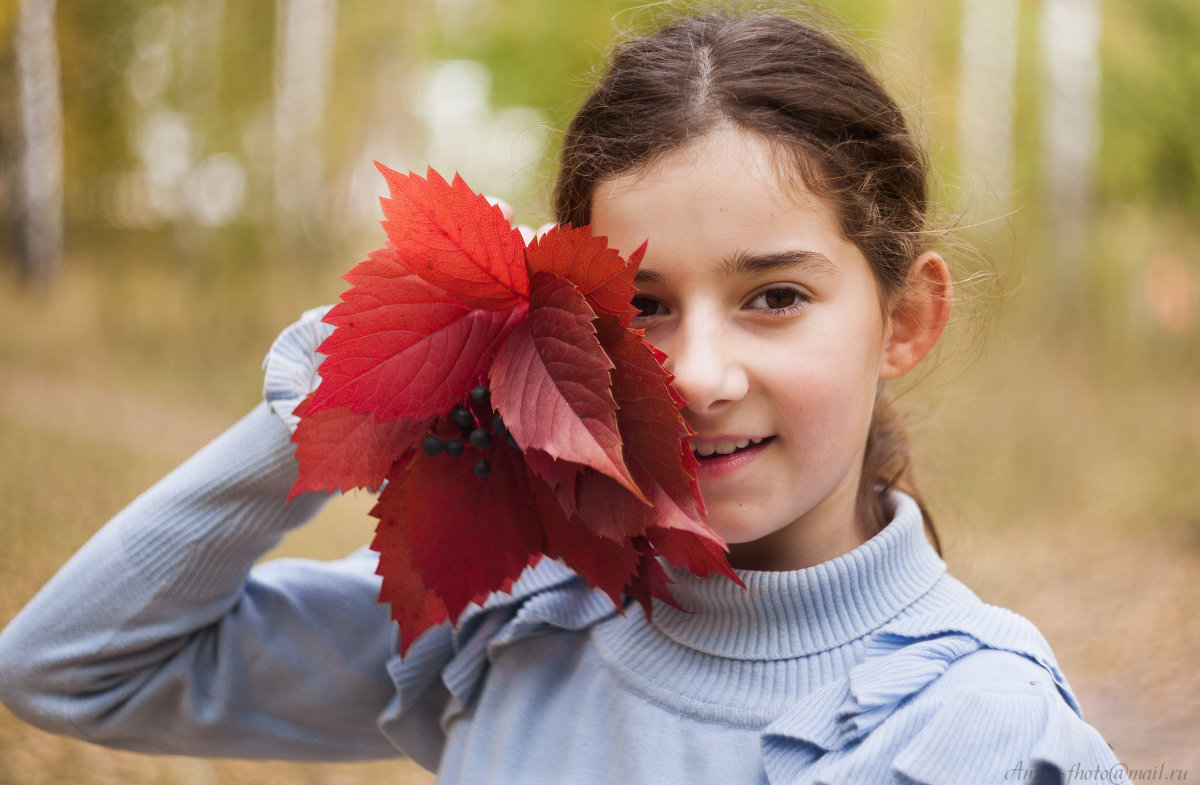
[693,437,764,457]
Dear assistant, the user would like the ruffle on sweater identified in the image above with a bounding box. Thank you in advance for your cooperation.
[261,304,333,432]
[441,559,615,714]
[761,604,1113,785]
[375,558,610,769]
[887,673,1116,785]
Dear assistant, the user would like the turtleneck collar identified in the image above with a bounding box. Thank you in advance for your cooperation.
[647,492,946,660]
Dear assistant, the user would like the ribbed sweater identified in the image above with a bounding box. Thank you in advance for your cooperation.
[0,309,1120,784]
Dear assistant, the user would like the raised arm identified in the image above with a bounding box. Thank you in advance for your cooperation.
[0,309,406,760]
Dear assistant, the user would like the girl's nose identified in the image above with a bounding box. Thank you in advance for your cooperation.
[661,321,749,413]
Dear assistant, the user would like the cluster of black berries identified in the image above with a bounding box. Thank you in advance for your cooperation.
[422,384,518,477]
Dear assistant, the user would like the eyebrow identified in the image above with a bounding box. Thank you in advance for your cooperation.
[633,249,837,284]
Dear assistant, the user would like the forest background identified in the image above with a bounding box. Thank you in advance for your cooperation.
[0,0,1197,783]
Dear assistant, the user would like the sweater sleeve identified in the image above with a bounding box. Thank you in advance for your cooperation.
[761,605,1122,785]
[0,310,408,761]
[887,654,1119,785]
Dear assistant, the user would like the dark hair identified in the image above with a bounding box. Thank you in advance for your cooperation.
[554,9,939,546]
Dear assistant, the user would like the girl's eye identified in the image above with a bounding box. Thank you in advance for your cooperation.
[631,296,666,320]
[747,287,809,313]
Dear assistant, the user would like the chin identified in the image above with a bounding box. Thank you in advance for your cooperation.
[707,517,784,548]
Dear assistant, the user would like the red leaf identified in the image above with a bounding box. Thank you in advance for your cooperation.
[376,165,529,310]
[532,482,639,608]
[306,249,525,422]
[489,272,644,500]
[523,448,582,511]
[290,164,744,649]
[288,396,426,499]
[571,470,651,542]
[370,444,545,622]
[524,226,644,325]
[594,315,705,520]
[644,487,741,586]
[370,518,449,656]
[622,539,684,620]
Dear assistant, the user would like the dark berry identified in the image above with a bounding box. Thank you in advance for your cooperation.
[506,433,519,450]
[491,412,506,434]
[471,384,489,402]
[474,459,491,478]
[461,425,475,440]
[444,438,465,457]
[422,435,444,456]
[451,405,474,428]
[469,428,491,449]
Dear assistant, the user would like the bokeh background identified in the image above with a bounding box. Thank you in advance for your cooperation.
[1,0,1197,783]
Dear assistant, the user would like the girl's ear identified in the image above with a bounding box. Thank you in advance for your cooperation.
[880,251,953,379]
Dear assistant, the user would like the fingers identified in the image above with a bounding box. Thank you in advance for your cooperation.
[516,222,558,244]
[485,195,556,243]
[484,195,515,224]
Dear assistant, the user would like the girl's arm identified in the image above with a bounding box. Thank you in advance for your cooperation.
[0,310,405,761]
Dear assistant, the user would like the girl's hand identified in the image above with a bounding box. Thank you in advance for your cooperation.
[485,195,556,244]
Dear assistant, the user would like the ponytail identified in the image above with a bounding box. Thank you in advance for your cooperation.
[859,390,941,554]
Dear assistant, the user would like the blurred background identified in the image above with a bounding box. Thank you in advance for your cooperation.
[0,0,1196,782]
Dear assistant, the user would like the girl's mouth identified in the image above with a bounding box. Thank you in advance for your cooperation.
[692,436,767,459]
[691,436,773,477]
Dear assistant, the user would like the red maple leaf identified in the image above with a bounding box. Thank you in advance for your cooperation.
[372,443,544,623]
[304,249,524,423]
[489,272,644,500]
[377,166,529,310]
[288,399,426,498]
[523,225,645,325]
[290,165,741,654]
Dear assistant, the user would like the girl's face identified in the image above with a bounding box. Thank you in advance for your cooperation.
[591,127,894,571]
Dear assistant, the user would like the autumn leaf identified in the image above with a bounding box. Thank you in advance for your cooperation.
[524,225,644,325]
[288,396,426,499]
[377,165,528,310]
[370,518,449,656]
[644,487,739,584]
[622,539,686,620]
[532,481,640,608]
[595,314,704,520]
[289,166,735,653]
[371,444,544,624]
[523,448,582,511]
[304,248,525,423]
[489,272,644,500]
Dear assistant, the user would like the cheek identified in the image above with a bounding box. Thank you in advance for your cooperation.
[769,338,880,448]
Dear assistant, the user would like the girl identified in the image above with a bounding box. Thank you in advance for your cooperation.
[0,8,1120,783]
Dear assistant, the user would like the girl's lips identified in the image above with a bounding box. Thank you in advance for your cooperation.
[692,436,773,480]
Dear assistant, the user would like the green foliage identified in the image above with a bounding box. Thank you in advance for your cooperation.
[1101,0,1200,217]
[56,2,143,208]
[426,0,649,129]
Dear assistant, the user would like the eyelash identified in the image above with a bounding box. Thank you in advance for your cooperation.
[631,286,811,322]
[746,286,811,316]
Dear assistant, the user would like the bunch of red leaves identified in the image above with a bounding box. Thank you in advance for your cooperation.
[289,165,740,654]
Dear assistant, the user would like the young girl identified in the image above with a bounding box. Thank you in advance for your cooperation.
[0,8,1120,783]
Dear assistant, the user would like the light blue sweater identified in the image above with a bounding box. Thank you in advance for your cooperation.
[0,311,1120,783]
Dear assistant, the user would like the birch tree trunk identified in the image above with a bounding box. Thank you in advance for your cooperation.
[959,0,1020,206]
[274,0,337,228]
[1040,0,1102,267]
[15,0,64,284]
